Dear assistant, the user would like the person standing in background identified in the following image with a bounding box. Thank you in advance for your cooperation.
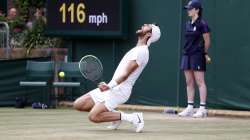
[178,0,211,118]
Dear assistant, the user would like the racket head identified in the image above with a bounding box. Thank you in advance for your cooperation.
[79,55,103,83]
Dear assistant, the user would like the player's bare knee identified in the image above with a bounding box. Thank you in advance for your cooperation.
[88,114,101,123]
[73,99,81,111]
[73,98,86,111]
[73,100,88,111]
[73,94,92,111]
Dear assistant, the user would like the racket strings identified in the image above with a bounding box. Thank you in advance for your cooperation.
[79,56,103,82]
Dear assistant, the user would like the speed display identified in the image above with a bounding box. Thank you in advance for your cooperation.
[46,0,127,38]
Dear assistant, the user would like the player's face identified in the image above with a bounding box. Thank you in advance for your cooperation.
[136,24,152,36]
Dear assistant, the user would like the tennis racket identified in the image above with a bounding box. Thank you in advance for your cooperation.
[79,55,103,84]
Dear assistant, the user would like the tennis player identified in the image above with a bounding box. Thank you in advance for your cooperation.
[178,0,211,118]
[73,24,161,132]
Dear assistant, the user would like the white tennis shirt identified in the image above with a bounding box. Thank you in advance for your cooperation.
[111,45,149,87]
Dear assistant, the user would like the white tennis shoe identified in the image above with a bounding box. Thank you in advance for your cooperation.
[132,113,144,133]
[193,108,208,118]
[178,107,194,117]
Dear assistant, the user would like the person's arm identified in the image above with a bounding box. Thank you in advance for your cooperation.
[98,60,139,92]
[115,60,139,84]
[203,33,212,64]
[203,33,210,53]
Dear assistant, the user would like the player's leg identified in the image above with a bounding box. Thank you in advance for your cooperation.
[178,70,195,117]
[106,110,144,133]
[88,102,121,123]
[73,93,95,112]
[108,94,144,132]
[88,102,144,132]
[193,71,208,117]
[87,88,144,133]
[120,111,144,133]
[106,110,122,130]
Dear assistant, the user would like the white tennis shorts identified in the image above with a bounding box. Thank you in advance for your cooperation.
[88,85,132,111]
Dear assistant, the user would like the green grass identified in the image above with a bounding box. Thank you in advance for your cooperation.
[0,108,250,140]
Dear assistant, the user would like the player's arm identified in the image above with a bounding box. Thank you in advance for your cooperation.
[98,60,139,92]
[115,60,139,84]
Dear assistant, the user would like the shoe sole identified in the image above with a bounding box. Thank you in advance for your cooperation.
[193,113,208,118]
[107,121,122,130]
[178,112,194,117]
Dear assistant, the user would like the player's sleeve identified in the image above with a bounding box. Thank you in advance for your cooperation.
[129,49,146,66]
[201,20,210,34]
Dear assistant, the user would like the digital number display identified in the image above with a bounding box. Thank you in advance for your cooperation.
[46,0,127,38]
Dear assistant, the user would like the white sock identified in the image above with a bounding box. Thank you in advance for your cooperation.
[121,112,137,123]
[200,102,206,110]
[112,109,122,113]
[187,102,194,109]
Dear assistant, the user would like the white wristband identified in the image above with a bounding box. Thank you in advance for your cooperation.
[108,80,118,89]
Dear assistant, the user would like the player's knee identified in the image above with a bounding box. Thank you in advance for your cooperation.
[73,101,79,111]
[88,114,101,123]
[73,99,84,111]
[73,96,92,111]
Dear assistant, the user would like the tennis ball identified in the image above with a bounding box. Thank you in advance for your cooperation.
[205,55,212,64]
[59,71,65,78]
[207,57,212,64]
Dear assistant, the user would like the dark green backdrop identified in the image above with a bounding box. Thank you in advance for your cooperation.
[0,0,250,110]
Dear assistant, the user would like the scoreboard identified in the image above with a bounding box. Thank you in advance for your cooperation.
[46,0,128,38]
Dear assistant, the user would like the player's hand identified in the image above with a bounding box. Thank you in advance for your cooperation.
[205,54,212,64]
[98,82,110,92]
